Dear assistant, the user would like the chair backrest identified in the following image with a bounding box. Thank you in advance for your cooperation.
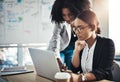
[112,62,120,82]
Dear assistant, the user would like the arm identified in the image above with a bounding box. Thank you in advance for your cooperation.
[47,23,61,58]
[71,40,86,73]
[72,40,86,68]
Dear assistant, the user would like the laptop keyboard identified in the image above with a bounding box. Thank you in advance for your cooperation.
[1,66,27,72]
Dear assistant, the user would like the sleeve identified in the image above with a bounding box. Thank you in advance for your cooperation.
[47,23,61,58]
[70,63,81,73]
[92,38,115,81]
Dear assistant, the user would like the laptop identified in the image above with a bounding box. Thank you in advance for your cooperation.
[29,48,60,81]
[0,66,33,76]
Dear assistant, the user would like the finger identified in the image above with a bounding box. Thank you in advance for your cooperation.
[57,58,67,71]
[57,58,63,65]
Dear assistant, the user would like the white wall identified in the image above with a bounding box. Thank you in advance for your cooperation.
[92,0,109,37]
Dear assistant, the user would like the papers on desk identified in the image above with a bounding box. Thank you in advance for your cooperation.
[0,66,33,76]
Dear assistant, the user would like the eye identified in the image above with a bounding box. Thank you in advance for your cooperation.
[77,26,83,30]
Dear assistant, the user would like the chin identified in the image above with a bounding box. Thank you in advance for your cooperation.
[78,37,82,40]
[66,21,70,24]
[78,37,84,41]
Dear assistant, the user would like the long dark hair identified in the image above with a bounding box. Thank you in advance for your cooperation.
[51,0,91,24]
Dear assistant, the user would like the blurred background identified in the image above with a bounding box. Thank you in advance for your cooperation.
[0,0,120,68]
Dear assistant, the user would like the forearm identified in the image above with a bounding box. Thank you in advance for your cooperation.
[71,50,80,68]
[71,72,96,82]
[82,72,96,82]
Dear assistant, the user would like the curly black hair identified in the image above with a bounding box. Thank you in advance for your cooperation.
[51,0,91,24]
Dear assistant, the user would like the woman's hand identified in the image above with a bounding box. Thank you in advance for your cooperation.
[57,58,67,72]
[74,40,86,52]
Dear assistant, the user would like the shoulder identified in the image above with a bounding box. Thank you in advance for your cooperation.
[54,22,66,29]
[97,36,114,43]
[97,36,115,46]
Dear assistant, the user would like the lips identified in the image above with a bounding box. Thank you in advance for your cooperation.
[66,21,70,24]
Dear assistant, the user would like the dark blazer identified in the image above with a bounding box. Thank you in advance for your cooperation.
[71,36,115,81]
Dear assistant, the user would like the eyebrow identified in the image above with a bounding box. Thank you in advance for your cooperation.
[74,25,83,27]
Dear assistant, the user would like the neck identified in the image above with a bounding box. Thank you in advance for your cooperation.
[86,34,97,48]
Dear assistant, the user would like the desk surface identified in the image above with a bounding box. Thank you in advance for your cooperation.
[1,72,53,82]
[1,65,53,82]
[1,66,112,82]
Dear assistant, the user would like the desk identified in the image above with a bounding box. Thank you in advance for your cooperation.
[1,75,112,82]
[1,66,112,82]
[1,65,53,82]
[1,72,53,82]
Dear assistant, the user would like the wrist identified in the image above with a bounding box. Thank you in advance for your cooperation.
[74,49,80,54]
[81,73,87,82]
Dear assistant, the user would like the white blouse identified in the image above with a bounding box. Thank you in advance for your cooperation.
[81,40,97,73]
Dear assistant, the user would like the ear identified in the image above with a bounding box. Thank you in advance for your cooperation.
[89,24,96,31]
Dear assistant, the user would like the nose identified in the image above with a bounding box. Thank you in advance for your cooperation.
[64,16,71,23]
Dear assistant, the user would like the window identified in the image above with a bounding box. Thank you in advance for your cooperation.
[109,0,120,64]
[109,0,120,56]
[0,44,47,68]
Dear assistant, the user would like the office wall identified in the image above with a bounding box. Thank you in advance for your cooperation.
[0,0,54,44]
[92,0,109,37]
[0,0,108,45]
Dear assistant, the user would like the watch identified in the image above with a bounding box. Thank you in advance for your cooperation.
[81,73,87,81]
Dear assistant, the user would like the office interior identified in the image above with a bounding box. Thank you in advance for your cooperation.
[0,0,120,81]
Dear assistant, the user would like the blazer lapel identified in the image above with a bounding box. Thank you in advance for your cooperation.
[93,36,103,68]
[64,22,71,42]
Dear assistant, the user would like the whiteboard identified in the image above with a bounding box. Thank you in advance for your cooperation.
[0,0,54,44]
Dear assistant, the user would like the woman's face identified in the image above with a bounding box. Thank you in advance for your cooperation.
[74,18,93,40]
[62,8,75,24]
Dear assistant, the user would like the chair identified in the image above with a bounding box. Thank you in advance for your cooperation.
[112,61,120,82]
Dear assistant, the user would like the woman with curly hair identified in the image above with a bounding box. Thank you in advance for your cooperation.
[47,0,91,70]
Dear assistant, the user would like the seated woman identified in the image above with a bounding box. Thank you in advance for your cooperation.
[70,10,115,82]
